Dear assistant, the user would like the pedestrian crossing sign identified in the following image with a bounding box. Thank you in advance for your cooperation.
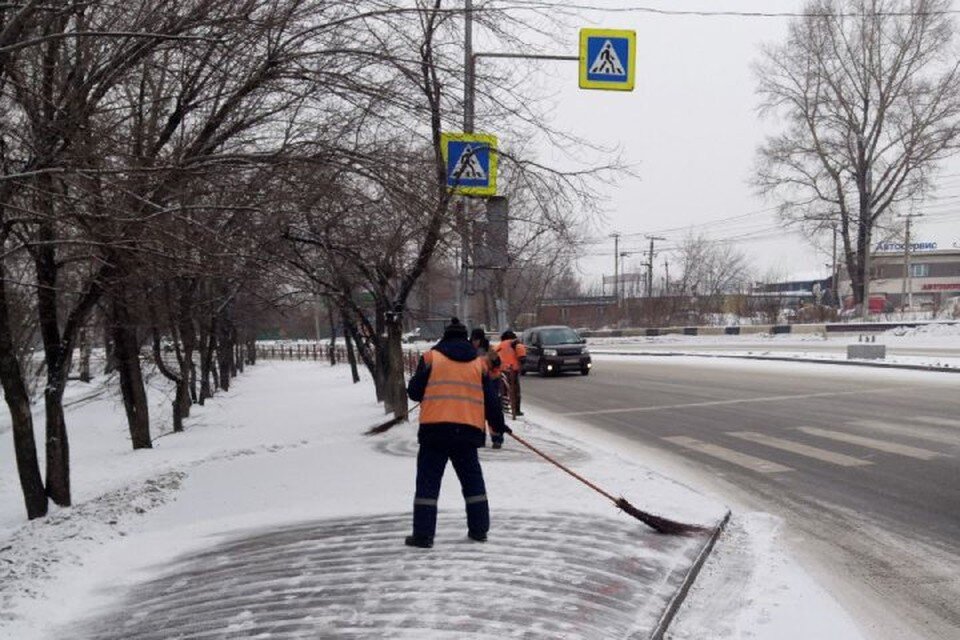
[441,132,498,197]
[579,28,636,91]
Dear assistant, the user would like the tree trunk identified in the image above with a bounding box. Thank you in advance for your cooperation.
[111,294,151,449]
[151,321,187,433]
[327,305,337,366]
[216,316,231,391]
[43,387,71,504]
[235,338,244,373]
[385,314,407,418]
[344,319,360,383]
[199,316,215,403]
[0,270,47,519]
[34,222,73,506]
[103,314,117,375]
[78,327,92,382]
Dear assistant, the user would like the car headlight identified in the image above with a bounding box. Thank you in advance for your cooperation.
[582,348,589,355]
[543,348,558,356]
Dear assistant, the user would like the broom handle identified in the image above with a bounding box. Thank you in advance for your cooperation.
[508,432,618,505]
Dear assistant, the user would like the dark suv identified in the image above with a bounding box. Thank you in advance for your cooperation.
[520,325,592,376]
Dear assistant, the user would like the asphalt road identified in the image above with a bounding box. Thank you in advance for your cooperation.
[521,357,960,640]
[594,340,960,359]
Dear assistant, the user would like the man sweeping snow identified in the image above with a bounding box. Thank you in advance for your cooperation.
[404,317,510,548]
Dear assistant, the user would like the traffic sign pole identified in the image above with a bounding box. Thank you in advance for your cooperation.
[459,23,635,329]
[460,0,474,330]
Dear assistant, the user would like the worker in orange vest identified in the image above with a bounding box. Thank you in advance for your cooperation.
[495,330,526,418]
[405,318,510,548]
[471,327,505,447]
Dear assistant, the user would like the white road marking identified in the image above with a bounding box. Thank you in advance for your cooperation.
[662,435,793,473]
[727,431,872,467]
[797,427,942,460]
[912,416,960,428]
[852,419,960,446]
[559,387,898,417]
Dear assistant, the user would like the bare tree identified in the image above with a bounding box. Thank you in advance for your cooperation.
[755,0,960,308]
[676,233,751,322]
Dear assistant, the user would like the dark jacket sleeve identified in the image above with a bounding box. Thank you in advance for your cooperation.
[407,357,430,402]
[483,375,507,433]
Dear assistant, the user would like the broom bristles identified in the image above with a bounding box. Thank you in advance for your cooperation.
[615,497,708,535]
[363,414,406,436]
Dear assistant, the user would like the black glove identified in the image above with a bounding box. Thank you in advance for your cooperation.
[497,424,512,435]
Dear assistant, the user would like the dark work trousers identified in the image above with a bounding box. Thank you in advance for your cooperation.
[507,369,521,414]
[491,379,505,446]
[413,443,489,539]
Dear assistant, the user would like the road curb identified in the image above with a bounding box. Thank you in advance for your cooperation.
[648,509,732,640]
[592,350,960,373]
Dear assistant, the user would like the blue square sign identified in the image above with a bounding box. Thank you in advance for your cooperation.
[579,28,636,91]
[441,132,498,196]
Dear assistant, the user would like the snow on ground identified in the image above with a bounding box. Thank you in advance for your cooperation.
[0,360,866,639]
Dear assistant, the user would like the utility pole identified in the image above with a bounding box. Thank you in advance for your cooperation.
[645,235,666,297]
[610,232,621,306]
[461,8,578,331]
[860,158,873,319]
[619,251,634,301]
[663,257,670,294]
[458,0,474,327]
[900,213,923,311]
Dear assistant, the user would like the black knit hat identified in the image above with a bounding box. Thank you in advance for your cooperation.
[442,317,469,340]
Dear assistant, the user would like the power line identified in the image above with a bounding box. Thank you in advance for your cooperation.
[497,1,960,18]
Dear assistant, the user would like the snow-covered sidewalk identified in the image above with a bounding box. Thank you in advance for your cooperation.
[1,361,864,639]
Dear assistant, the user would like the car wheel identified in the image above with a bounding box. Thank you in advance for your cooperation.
[580,366,590,376]
[538,360,549,377]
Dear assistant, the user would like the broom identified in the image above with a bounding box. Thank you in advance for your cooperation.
[364,403,420,435]
[508,432,707,535]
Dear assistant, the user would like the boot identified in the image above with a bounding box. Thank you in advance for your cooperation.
[405,535,433,548]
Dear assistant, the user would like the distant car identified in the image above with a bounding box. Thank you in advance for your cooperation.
[520,325,592,376]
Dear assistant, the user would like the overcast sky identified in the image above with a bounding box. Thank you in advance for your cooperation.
[487,0,960,289]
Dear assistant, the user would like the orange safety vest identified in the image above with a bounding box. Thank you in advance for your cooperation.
[495,340,526,371]
[420,351,486,430]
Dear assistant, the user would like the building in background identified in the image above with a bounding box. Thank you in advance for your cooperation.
[838,239,960,311]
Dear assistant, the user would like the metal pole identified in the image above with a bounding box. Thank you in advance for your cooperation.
[611,233,620,306]
[645,235,666,297]
[648,237,654,297]
[861,166,873,319]
[901,216,909,312]
[831,223,838,307]
[464,47,577,330]
[460,0,473,327]
[619,252,632,302]
[901,213,922,310]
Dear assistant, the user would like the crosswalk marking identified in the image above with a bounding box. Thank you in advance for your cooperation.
[727,431,872,467]
[912,416,960,428]
[662,435,792,473]
[852,419,959,446]
[559,387,899,417]
[797,427,942,460]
